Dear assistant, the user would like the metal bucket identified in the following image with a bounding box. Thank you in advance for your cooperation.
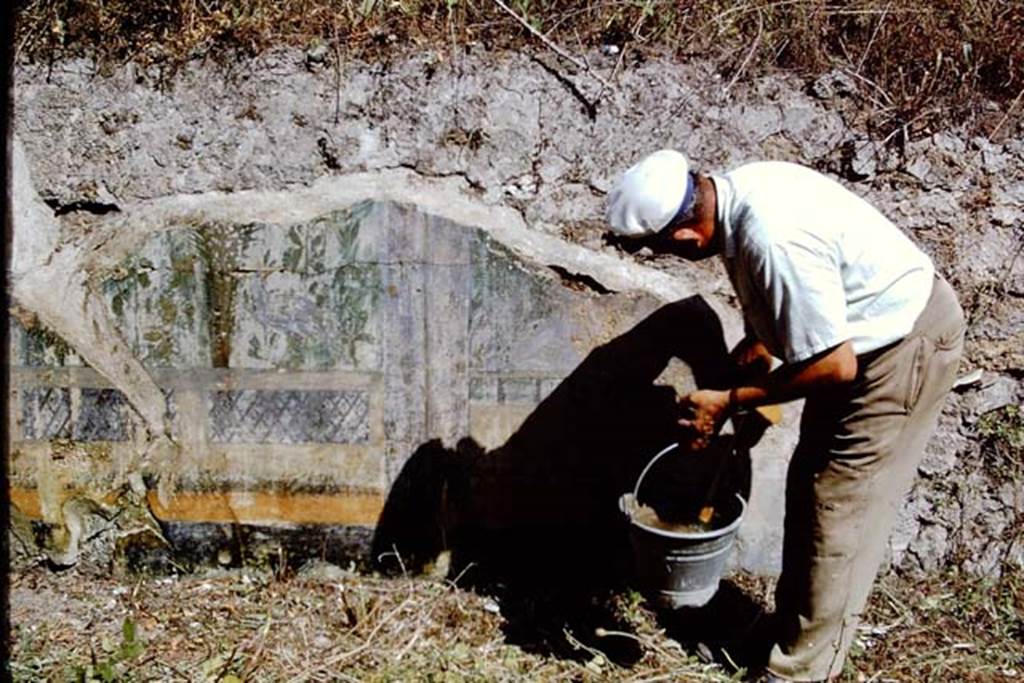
[619,443,747,609]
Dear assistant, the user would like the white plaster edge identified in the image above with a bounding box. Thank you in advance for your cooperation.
[102,168,743,333]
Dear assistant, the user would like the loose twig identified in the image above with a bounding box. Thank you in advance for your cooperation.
[293,588,417,682]
[989,86,1024,142]
[856,0,891,74]
[596,42,627,105]
[491,0,612,92]
[563,627,608,662]
[239,613,273,680]
[333,23,343,125]
[722,7,763,96]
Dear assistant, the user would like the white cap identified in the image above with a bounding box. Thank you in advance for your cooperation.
[606,150,694,238]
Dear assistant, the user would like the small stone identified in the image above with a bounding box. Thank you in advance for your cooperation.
[780,107,816,138]
[305,41,330,67]
[998,482,1018,510]
[932,131,967,154]
[962,374,1019,422]
[297,560,351,582]
[100,115,120,135]
[842,139,877,180]
[810,76,835,99]
[502,174,538,199]
[992,205,1023,227]
[93,183,120,208]
[601,44,620,56]
[809,70,857,99]
[918,440,957,477]
[175,131,195,150]
[905,156,933,182]
[127,471,147,496]
[954,368,985,390]
[910,523,949,573]
[982,148,1008,173]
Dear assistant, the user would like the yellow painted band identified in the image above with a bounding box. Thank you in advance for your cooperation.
[8,486,383,527]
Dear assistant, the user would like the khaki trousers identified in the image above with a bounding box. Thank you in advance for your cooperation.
[768,276,965,681]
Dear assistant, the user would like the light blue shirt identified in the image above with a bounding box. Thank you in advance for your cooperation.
[713,162,934,363]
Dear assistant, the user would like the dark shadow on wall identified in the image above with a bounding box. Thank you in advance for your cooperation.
[372,295,757,665]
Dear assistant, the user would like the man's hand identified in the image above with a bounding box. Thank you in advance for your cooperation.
[678,389,733,451]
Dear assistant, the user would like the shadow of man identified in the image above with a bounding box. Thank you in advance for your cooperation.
[373,295,763,666]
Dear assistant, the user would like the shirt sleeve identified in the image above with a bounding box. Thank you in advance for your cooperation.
[745,232,850,364]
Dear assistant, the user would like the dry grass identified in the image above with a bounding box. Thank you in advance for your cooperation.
[13,1,1024,139]
[7,563,737,682]
[8,561,1024,682]
[851,569,1024,682]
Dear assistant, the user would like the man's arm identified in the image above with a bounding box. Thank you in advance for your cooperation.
[679,340,857,450]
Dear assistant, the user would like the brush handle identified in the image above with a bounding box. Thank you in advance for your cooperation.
[696,412,750,525]
[696,404,780,524]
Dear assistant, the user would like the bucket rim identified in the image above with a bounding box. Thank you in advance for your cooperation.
[619,491,747,541]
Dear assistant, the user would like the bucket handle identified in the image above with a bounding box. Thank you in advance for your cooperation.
[632,442,680,500]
